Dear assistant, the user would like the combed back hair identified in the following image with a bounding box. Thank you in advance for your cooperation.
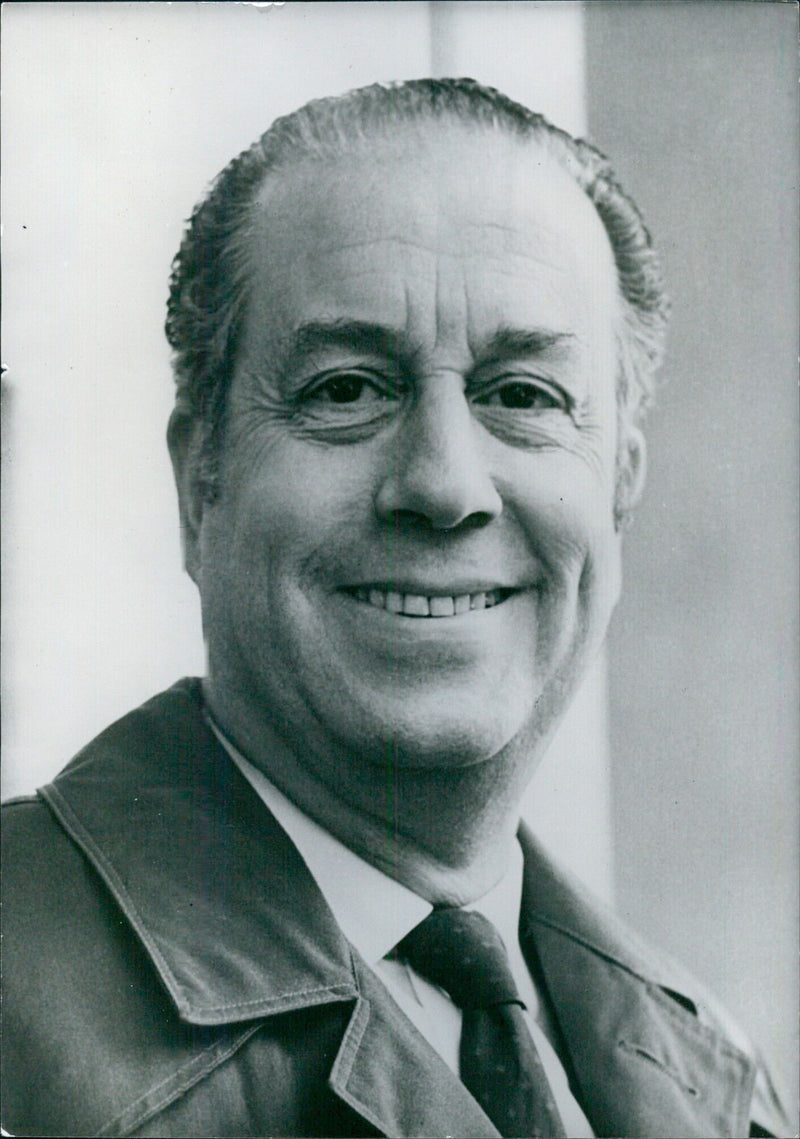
[166,77,669,510]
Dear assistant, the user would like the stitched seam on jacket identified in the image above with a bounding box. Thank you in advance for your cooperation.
[330,995,370,1087]
[528,911,761,1061]
[41,784,191,1004]
[40,785,356,1016]
[95,1023,263,1136]
[644,981,755,1064]
[525,911,671,986]
[328,998,391,1134]
[529,911,757,1079]
[616,1038,701,1097]
[527,912,711,1025]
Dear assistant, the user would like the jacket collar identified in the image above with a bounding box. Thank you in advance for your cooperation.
[519,824,757,1138]
[43,678,358,1024]
[43,678,756,1138]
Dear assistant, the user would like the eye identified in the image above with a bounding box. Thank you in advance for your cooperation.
[474,378,567,412]
[316,374,374,403]
[304,371,395,405]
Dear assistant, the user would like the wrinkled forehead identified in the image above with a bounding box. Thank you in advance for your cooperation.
[250,121,618,297]
[235,124,621,386]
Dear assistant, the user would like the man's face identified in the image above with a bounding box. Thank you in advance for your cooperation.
[192,125,634,774]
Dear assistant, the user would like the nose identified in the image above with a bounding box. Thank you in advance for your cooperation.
[374,378,503,530]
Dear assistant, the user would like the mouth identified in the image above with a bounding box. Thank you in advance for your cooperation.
[343,586,517,618]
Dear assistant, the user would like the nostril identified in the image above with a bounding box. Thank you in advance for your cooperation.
[387,508,495,533]
[457,511,495,531]
[384,509,428,533]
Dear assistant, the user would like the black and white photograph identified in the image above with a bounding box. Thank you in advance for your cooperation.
[2,3,797,1136]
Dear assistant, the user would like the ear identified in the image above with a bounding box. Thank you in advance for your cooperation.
[615,424,647,530]
[167,407,206,585]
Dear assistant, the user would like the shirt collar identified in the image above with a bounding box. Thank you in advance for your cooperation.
[209,716,525,967]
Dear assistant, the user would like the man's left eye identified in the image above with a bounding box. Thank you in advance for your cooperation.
[474,380,566,411]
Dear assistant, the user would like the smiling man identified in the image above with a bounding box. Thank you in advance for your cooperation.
[2,80,789,1138]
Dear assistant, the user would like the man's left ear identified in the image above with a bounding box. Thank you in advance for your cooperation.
[167,407,206,585]
[615,425,647,532]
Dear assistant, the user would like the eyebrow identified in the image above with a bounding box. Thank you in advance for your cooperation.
[475,326,577,367]
[289,320,409,368]
[280,318,577,377]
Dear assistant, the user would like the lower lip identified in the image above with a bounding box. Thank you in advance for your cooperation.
[330,590,532,665]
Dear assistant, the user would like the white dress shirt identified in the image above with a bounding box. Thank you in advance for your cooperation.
[212,721,594,1138]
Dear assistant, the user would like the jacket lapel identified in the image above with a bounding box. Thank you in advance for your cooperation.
[518,826,756,1139]
[329,960,499,1138]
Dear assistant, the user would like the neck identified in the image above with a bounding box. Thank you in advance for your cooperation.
[204,683,536,907]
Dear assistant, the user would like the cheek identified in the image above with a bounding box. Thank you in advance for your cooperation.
[215,441,378,580]
[501,448,622,657]
[503,448,617,566]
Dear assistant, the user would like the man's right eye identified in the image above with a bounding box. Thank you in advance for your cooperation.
[291,370,403,437]
[317,374,374,403]
[304,371,398,407]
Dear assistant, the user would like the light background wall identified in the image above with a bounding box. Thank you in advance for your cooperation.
[2,0,796,1120]
[585,2,799,1114]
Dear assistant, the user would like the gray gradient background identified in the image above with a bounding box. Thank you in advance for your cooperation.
[586,4,798,1117]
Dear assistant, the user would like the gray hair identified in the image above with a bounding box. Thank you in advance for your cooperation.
[166,78,669,515]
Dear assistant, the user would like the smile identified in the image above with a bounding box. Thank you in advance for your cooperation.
[346,587,515,618]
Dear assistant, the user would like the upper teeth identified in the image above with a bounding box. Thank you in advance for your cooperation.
[354,588,506,617]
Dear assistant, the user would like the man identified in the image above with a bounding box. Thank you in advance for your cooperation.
[2,79,789,1137]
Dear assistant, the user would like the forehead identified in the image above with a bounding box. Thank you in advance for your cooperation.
[242,124,619,359]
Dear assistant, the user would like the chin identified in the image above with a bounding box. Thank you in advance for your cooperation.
[343,697,532,772]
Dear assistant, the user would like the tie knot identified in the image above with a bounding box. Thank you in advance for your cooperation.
[397,908,522,1011]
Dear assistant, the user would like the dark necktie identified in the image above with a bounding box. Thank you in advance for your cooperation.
[398,908,567,1138]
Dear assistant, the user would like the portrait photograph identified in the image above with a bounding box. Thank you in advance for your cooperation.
[2,3,797,1136]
